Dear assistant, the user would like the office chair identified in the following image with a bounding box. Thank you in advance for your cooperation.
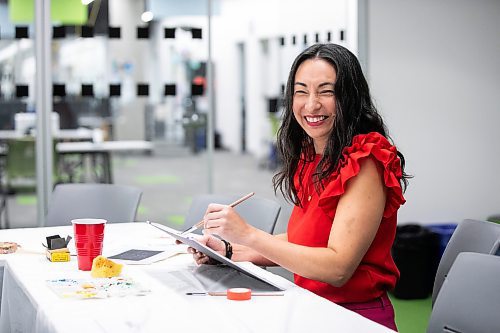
[431,219,500,306]
[4,138,37,191]
[45,183,142,226]
[182,194,281,234]
[427,252,500,333]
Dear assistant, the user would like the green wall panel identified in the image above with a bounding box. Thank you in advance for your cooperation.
[9,0,88,24]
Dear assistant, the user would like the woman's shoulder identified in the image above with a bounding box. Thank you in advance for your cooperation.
[339,131,402,180]
[349,132,394,151]
[318,131,405,218]
[338,132,399,168]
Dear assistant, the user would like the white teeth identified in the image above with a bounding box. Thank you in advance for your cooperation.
[305,116,327,123]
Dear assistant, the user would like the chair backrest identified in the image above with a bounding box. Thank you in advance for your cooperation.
[182,194,281,234]
[427,252,500,333]
[5,138,37,190]
[5,137,58,191]
[45,183,143,226]
[431,219,500,305]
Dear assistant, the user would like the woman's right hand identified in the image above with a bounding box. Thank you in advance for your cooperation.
[187,235,226,265]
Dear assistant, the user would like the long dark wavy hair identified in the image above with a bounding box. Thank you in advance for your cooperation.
[272,43,410,207]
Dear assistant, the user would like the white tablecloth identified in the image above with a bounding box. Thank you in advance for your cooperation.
[0,223,394,333]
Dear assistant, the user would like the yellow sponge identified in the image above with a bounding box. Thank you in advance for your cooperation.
[91,256,123,278]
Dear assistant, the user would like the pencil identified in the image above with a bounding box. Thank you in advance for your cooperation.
[186,291,284,296]
[181,192,255,235]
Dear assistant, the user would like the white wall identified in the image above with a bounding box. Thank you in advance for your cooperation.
[367,0,500,223]
[213,0,352,155]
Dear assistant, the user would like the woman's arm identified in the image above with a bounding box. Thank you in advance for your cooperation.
[203,157,386,287]
[188,233,287,266]
[232,233,287,266]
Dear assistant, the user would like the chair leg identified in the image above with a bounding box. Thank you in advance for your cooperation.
[0,173,7,228]
[0,197,3,229]
[4,195,9,229]
[0,192,8,229]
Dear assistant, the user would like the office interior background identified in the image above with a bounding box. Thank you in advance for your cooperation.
[0,0,499,230]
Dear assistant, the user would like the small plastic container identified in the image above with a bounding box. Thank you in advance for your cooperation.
[427,223,458,258]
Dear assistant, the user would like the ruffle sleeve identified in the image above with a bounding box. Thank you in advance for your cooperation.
[318,132,406,219]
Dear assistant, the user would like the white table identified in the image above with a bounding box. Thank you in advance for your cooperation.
[0,223,393,333]
[0,128,95,141]
[56,141,153,183]
[56,140,154,154]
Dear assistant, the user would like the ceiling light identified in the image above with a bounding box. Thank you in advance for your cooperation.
[141,11,153,23]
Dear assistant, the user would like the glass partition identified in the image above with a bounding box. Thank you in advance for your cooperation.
[0,0,355,230]
[0,1,37,228]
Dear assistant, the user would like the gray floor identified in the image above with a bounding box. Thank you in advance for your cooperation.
[2,150,294,279]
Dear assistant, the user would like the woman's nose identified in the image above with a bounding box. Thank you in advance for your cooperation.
[304,94,320,111]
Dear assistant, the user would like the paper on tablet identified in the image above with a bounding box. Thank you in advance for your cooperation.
[107,248,184,265]
[147,222,285,291]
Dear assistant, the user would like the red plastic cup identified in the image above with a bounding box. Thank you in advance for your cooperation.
[71,218,107,271]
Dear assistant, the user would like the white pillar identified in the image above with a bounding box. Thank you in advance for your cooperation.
[35,0,53,226]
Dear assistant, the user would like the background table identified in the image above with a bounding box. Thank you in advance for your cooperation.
[0,128,95,141]
[0,138,153,185]
[56,140,153,183]
[0,223,394,333]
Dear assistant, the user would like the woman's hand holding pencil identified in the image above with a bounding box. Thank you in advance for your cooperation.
[181,192,255,235]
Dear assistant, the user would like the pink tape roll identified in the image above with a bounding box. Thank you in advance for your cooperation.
[227,288,252,301]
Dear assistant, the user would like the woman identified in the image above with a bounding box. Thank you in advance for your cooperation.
[189,43,410,331]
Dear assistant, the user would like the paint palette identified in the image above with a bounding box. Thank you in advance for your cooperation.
[46,277,151,299]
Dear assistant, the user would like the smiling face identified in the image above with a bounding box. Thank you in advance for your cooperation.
[292,58,337,154]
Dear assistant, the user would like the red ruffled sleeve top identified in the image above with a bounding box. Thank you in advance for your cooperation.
[287,132,406,303]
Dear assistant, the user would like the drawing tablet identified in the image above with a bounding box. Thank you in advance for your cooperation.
[147,222,285,291]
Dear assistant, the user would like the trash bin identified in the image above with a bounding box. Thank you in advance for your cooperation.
[427,223,458,259]
[391,224,440,299]
[487,215,500,224]
[194,127,206,152]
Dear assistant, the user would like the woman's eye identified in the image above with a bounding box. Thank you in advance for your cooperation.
[320,90,335,96]
[294,90,307,95]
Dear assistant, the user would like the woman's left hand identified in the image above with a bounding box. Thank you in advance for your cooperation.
[202,203,253,245]
[185,235,225,265]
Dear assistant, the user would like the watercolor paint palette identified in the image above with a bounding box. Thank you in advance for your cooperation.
[47,277,151,299]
